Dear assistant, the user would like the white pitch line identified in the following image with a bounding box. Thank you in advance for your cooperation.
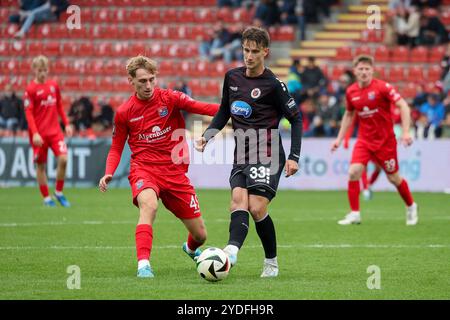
[0,244,449,250]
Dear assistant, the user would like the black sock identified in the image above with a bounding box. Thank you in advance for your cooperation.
[255,214,277,259]
[227,210,250,249]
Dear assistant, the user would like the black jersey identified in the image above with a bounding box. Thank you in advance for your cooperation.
[204,66,302,165]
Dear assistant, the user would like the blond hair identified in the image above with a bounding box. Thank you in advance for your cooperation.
[126,55,158,78]
[353,54,374,67]
[32,55,49,69]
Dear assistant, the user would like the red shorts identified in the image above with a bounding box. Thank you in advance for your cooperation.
[31,133,67,163]
[128,166,201,220]
[351,139,399,174]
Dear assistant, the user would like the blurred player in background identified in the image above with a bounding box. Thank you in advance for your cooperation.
[196,27,302,277]
[331,55,418,226]
[24,55,74,207]
[98,55,219,278]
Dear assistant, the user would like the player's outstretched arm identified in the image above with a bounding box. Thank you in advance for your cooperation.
[396,98,413,147]
[331,110,355,152]
[99,174,112,192]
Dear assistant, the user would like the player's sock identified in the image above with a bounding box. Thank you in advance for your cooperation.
[186,233,202,253]
[39,184,50,198]
[138,259,150,269]
[396,179,414,207]
[255,213,277,259]
[348,180,360,211]
[55,180,64,194]
[370,169,381,185]
[135,224,153,262]
[361,170,368,190]
[227,209,250,249]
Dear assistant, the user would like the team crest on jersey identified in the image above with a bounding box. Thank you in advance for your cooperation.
[50,86,55,93]
[251,88,261,99]
[136,179,144,190]
[231,100,252,118]
[158,106,168,117]
[368,91,376,100]
[24,98,30,109]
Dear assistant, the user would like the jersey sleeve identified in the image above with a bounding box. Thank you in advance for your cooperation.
[273,77,302,162]
[171,90,219,116]
[105,109,128,176]
[55,83,69,127]
[380,81,402,104]
[203,72,231,142]
[345,88,354,111]
[23,87,38,136]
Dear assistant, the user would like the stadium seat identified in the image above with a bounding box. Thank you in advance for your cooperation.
[277,26,295,41]
[195,8,216,23]
[61,42,78,56]
[354,45,372,56]
[373,45,389,62]
[388,66,405,82]
[427,65,442,82]
[335,47,352,60]
[204,80,221,97]
[44,42,61,56]
[390,46,409,63]
[98,77,115,92]
[209,61,227,77]
[127,8,148,22]
[161,8,178,23]
[428,45,446,63]
[62,77,80,91]
[330,65,347,80]
[401,83,417,100]
[78,43,94,56]
[83,76,97,92]
[407,66,424,82]
[0,41,10,55]
[409,46,428,63]
[374,66,386,79]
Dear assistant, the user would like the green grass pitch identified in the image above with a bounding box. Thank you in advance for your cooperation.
[0,188,449,299]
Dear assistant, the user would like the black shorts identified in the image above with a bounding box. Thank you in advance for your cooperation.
[229,161,284,201]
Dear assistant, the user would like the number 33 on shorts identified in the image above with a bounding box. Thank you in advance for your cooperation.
[249,166,271,184]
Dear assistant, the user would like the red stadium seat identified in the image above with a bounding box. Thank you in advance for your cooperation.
[427,65,442,82]
[409,46,428,63]
[401,83,417,100]
[195,8,216,23]
[179,61,194,76]
[407,66,424,82]
[129,42,148,56]
[62,77,80,91]
[0,41,10,55]
[83,76,97,92]
[204,80,221,97]
[61,42,78,56]
[78,43,94,56]
[390,46,409,63]
[330,65,347,81]
[27,42,42,56]
[98,77,115,92]
[127,8,148,23]
[373,45,389,62]
[161,8,178,23]
[44,42,60,56]
[159,61,176,76]
[209,61,227,77]
[374,66,386,79]
[388,66,405,82]
[188,79,203,97]
[217,7,233,23]
[428,45,445,63]
[277,26,295,41]
[179,8,196,23]
[335,47,352,61]
[354,45,372,56]
[52,60,70,75]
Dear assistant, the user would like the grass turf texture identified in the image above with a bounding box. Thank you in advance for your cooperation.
[0,188,449,299]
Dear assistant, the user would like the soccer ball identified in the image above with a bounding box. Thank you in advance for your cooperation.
[196,247,230,282]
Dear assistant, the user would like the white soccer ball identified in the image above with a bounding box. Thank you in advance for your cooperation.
[196,247,230,282]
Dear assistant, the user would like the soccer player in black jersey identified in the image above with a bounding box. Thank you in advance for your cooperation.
[195,27,302,277]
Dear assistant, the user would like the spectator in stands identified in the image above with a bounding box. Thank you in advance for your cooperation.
[174,79,193,97]
[300,56,328,99]
[201,21,233,62]
[217,0,243,7]
[441,93,450,137]
[389,0,413,11]
[287,59,303,104]
[417,93,445,138]
[280,0,306,40]
[92,100,114,132]
[440,43,450,79]
[412,83,429,107]
[395,5,421,46]
[331,71,354,103]
[11,0,70,38]
[68,96,94,134]
[418,13,448,45]
[411,0,442,9]
[253,0,281,28]
[220,23,244,63]
[312,93,341,137]
[0,84,25,134]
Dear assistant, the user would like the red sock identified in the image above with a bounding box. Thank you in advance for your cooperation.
[39,184,49,198]
[370,168,381,185]
[361,170,368,190]
[55,180,64,193]
[348,180,360,211]
[396,179,414,206]
[187,233,203,252]
[135,224,153,261]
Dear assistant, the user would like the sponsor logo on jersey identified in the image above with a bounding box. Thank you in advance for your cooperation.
[286,98,296,109]
[351,96,360,101]
[368,91,376,100]
[138,126,172,143]
[229,86,238,91]
[230,100,252,118]
[40,95,57,107]
[158,106,169,117]
[251,88,261,99]
[24,99,30,109]
[36,90,44,96]
[130,115,144,123]
[358,106,379,118]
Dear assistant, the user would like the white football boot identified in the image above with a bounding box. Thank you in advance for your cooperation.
[338,211,361,225]
[260,259,279,278]
[406,203,419,226]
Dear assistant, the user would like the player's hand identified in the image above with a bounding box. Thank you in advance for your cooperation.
[401,132,413,147]
[194,137,207,152]
[99,174,113,193]
[285,159,299,177]
[331,138,341,152]
[32,133,43,147]
[65,124,74,137]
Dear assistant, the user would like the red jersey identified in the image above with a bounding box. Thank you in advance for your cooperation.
[105,88,219,176]
[345,78,401,150]
[24,79,69,138]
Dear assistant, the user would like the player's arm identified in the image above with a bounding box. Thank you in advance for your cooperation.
[55,83,73,137]
[173,90,219,116]
[396,98,413,146]
[332,109,355,152]
[196,73,231,152]
[99,111,128,192]
[274,78,302,177]
[23,89,43,147]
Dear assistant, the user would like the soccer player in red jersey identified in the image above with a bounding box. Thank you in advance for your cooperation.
[98,56,219,278]
[24,55,74,207]
[331,55,418,226]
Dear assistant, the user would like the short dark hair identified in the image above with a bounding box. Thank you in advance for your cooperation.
[353,54,374,67]
[242,26,270,48]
